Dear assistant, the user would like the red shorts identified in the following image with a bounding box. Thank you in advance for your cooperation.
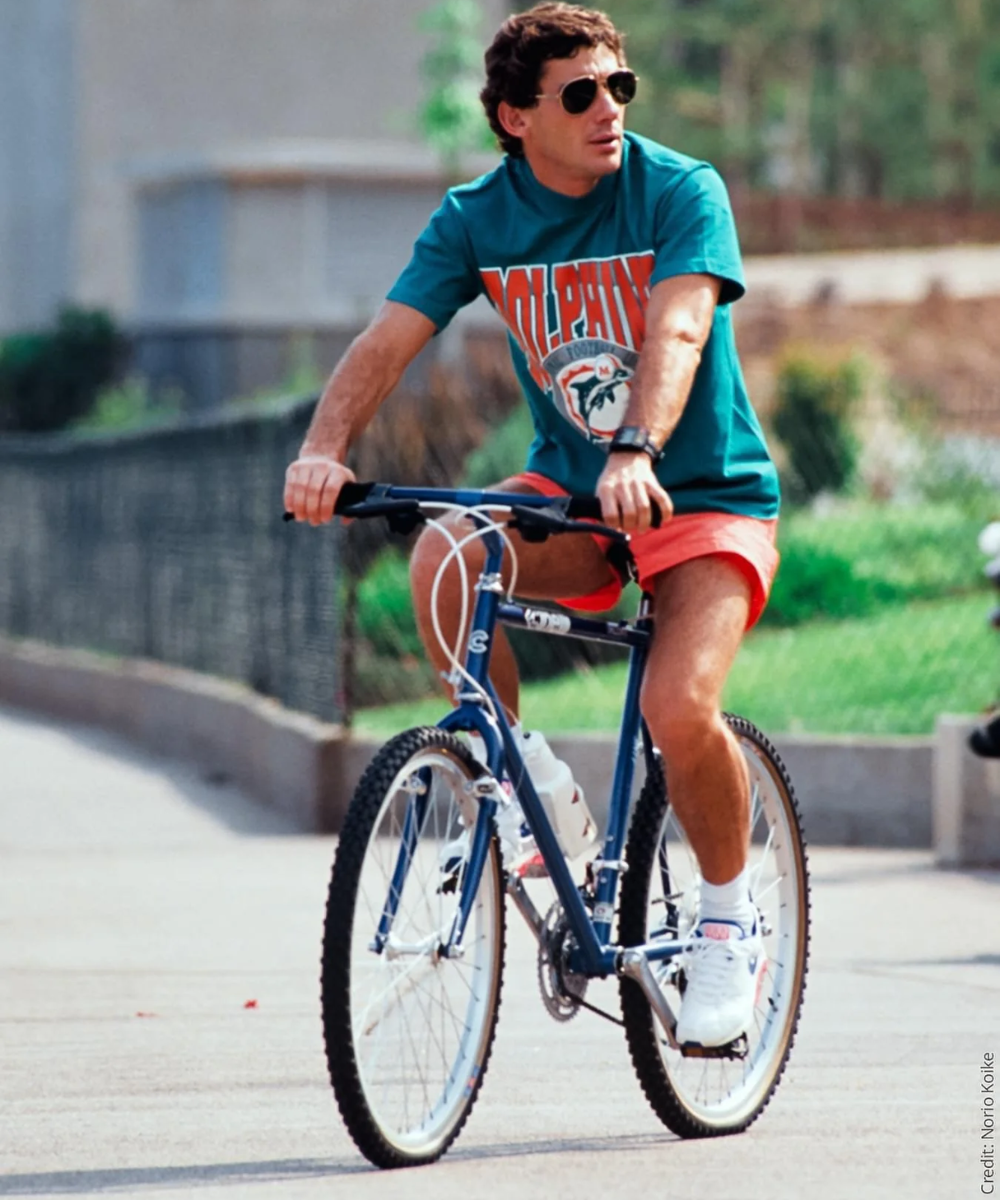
[512,471,780,630]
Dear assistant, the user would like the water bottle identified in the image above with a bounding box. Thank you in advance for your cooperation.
[461,730,527,867]
[520,731,598,859]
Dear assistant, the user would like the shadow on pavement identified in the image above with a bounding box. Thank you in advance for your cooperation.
[882,952,1000,969]
[0,1159,366,1195]
[0,1135,675,1193]
[448,1131,675,1160]
[0,705,299,838]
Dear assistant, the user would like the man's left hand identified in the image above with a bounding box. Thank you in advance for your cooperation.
[597,452,673,535]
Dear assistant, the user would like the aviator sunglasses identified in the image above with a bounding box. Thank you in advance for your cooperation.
[536,68,638,115]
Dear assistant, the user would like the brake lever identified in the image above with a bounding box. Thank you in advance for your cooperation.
[508,504,629,544]
[341,499,425,536]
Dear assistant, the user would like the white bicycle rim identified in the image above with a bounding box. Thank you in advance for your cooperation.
[646,735,807,1126]
[348,748,502,1156]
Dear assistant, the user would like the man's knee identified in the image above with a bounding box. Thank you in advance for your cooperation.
[409,518,479,612]
[641,679,726,769]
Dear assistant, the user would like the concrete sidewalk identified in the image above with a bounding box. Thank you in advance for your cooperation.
[0,704,996,1199]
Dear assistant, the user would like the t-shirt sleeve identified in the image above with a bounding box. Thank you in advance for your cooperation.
[386,194,482,331]
[650,165,745,305]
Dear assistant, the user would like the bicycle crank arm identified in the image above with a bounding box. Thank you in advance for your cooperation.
[618,947,680,1049]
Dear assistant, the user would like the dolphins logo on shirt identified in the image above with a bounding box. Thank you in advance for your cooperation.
[544,342,639,444]
[480,251,654,447]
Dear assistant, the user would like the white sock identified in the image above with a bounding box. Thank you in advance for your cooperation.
[699,865,755,935]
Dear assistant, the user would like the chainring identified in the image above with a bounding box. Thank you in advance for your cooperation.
[537,900,589,1022]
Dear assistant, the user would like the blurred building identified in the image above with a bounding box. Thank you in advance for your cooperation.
[0,0,504,407]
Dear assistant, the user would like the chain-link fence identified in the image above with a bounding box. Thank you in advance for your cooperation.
[0,397,344,721]
[0,326,997,739]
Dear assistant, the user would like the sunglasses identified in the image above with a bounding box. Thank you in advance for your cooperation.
[536,68,638,116]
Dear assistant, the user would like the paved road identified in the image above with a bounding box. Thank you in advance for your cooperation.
[1,706,997,1199]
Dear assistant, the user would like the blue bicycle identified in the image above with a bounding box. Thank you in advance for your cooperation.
[315,483,810,1168]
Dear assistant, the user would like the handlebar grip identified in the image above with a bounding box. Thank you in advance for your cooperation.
[334,481,376,512]
[564,496,603,520]
[565,495,664,529]
[283,481,377,522]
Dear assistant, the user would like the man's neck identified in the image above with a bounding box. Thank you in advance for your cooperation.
[522,150,603,198]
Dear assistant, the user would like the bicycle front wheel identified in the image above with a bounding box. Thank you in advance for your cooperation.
[321,727,505,1168]
[618,715,810,1138]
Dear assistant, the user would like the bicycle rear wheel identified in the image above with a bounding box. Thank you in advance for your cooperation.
[321,727,505,1168]
[618,714,810,1137]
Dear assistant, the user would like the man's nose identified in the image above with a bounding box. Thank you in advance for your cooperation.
[593,82,622,119]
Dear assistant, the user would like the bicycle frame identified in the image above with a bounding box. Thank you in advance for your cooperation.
[362,486,689,992]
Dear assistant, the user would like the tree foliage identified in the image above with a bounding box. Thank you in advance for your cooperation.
[418,0,497,164]
[0,308,124,434]
[597,0,1000,202]
[773,353,864,500]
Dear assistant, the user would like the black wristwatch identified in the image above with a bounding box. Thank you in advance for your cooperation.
[609,425,663,464]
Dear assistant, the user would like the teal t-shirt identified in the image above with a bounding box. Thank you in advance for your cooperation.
[387,132,779,518]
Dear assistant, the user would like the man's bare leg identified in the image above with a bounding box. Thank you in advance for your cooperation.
[642,555,766,1047]
[640,556,753,884]
[408,479,617,719]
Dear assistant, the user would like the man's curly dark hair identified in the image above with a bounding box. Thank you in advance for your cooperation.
[480,3,625,158]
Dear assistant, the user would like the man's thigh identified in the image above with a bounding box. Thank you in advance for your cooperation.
[418,475,618,601]
[645,556,752,709]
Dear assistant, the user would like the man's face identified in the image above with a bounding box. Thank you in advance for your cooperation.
[507,45,628,192]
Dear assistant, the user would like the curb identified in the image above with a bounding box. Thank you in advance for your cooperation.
[0,636,938,846]
[0,637,347,832]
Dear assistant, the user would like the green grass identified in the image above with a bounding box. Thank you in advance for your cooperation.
[761,498,991,626]
[353,592,998,738]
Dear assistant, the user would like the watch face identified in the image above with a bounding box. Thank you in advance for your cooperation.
[613,427,648,450]
[611,426,660,462]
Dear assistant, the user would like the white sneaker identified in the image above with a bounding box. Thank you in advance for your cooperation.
[674,913,767,1048]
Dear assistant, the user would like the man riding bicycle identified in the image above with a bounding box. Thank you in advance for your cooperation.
[284,2,780,1051]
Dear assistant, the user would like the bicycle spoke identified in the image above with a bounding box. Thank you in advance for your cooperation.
[754,874,783,905]
[628,726,807,1130]
[330,736,504,1162]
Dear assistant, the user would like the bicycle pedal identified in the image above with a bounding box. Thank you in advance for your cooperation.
[679,1032,749,1060]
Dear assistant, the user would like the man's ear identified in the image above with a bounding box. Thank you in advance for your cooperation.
[497,99,531,142]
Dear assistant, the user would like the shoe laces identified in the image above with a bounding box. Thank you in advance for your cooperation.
[681,931,744,1000]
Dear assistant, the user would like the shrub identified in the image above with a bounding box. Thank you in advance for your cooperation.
[0,307,124,433]
[72,376,184,434]
[461,401,534,487]
[356,548,424,659]
[773,352,863,501]
[762,539,902,627]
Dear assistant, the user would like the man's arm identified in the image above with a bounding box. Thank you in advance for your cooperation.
[597,273,721,533]
[284,300,436,525]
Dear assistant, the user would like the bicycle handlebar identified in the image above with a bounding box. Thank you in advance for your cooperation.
[331,481,614,521]
[283,481,662,540]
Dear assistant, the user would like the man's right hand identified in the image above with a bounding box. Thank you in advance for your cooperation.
[283,455,356,525]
